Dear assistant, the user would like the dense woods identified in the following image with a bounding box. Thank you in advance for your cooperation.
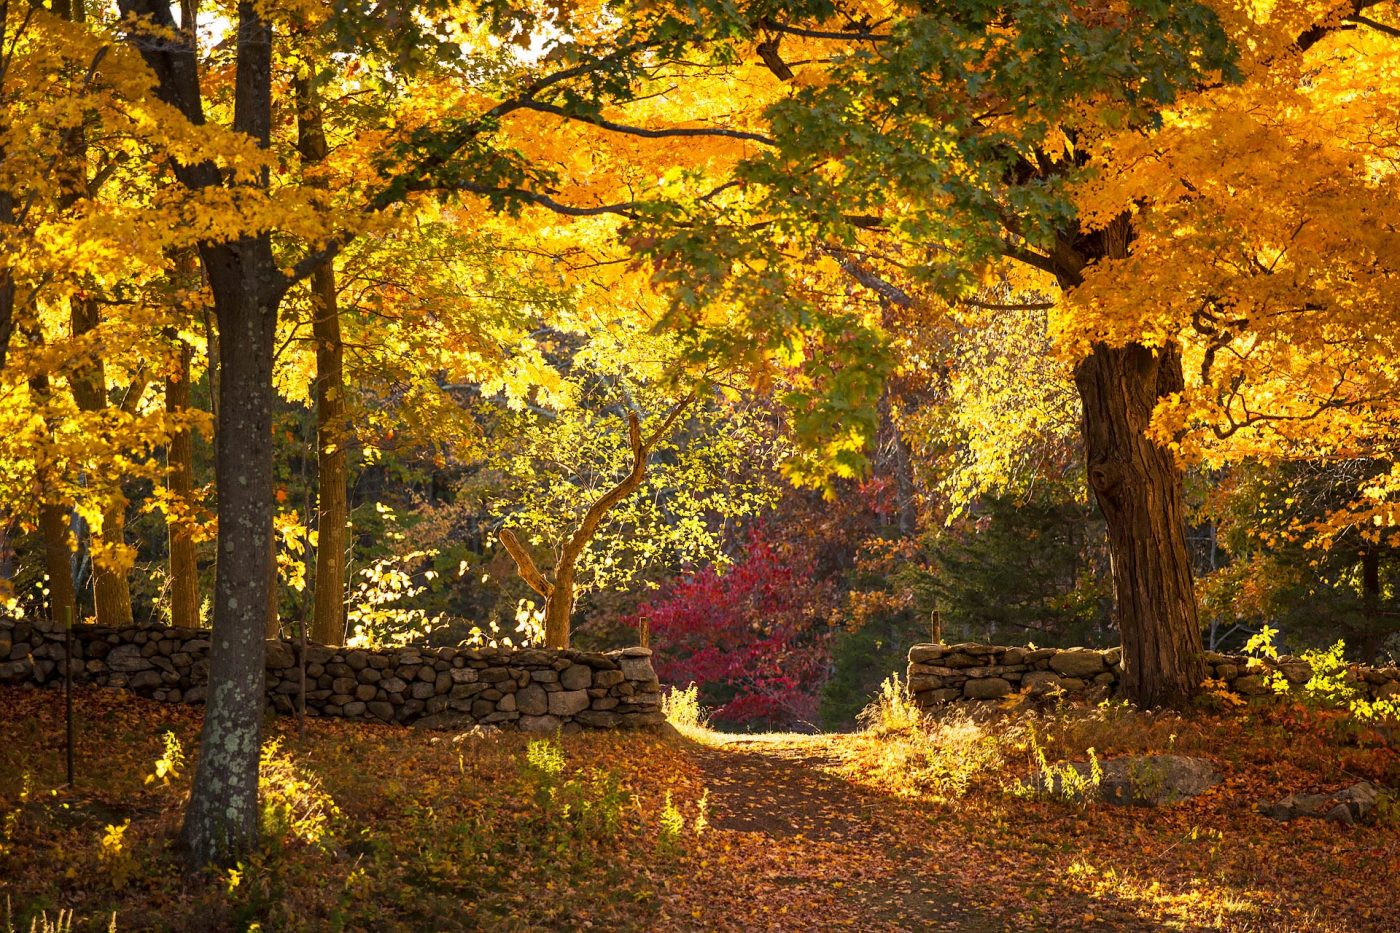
[1,0,1399,927]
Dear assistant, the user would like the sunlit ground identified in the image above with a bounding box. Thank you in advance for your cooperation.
[1,686,1395,931]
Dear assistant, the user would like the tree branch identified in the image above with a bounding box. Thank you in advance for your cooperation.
[498,528,553,598]
[516,100,775,146]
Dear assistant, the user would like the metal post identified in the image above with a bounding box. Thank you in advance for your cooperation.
[297,621,307,739]
[64,605,74,788]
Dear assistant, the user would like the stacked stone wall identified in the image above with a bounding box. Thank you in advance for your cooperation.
[0,617,662,732]
[907,642,1400,708]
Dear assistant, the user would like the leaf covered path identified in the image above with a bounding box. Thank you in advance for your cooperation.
[661,728,1396,932]
[672,733,999,931]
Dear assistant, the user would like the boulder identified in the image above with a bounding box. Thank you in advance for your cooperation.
[412,712,476,731]
[1021,671,1063,694]
[619,657,654,681]
[1025,755,1220,806]
[519,714,563,734]
[908,644,946,664]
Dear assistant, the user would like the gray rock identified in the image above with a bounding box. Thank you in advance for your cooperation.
[908,644,946,664]
[548,689,591,717]
[367,701,395,721]
[560,663,593,691]
[1027,755,1220,806]
[1258,781,1387,823]
[1048,650,1107,678]
[516,684,548,716]
[412,712,476,731]
[410,681,435,700]
[576,709,620,728]
[381,676,407,694]
[106,645,152,672]
[130,670,162,690]
[519,714,563,733]
[1021,671,1064,694]
[619,657,653,681]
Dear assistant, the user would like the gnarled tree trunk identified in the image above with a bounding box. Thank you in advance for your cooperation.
[501,398,693,648]
[1075,341,1204,707]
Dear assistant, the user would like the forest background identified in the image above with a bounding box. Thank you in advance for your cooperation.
[2,0,1398,745]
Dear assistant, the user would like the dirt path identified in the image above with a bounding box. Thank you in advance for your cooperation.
[668,733,1005,932]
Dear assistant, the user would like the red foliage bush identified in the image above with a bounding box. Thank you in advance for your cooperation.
[633,524,836,730]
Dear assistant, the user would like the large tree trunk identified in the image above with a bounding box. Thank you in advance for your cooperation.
[165,0,279,869]
[165,337,200,628]
[1075,341,1204,708]
[296,77,348,647]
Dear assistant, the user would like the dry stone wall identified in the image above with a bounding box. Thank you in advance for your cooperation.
[907,642,1400,708]
[0,617,663,732]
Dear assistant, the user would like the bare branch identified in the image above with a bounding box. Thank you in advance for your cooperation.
[499,528,553,598]
[516,100,775,146]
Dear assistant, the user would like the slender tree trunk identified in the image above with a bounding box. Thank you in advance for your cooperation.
[1359,547,1382,661]
[309,262,347,645]
[296,77,348,647]
[1074,341,1204,707]
[165,336,200,628]
[69,297,134,626]
[265,531,279,638]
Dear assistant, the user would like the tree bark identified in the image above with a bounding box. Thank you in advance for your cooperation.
[1359,546,1382,661]
[1074,342,1204,707]
[165,336,200,628]
[119,0,280,867]
[296,76,348,647]
[69,297,135,627]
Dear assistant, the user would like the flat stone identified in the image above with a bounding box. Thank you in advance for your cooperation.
[367,701,395,721]
[963,677,1011,700]
[1049,650,1107,678]
[412,712,475,731]
[576,709,620,728]
[519,714,562,734]
[106,645,152,673]
[908,644,946,663]
[619,657,653,681]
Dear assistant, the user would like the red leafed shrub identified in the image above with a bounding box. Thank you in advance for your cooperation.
[633,525,836,730]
